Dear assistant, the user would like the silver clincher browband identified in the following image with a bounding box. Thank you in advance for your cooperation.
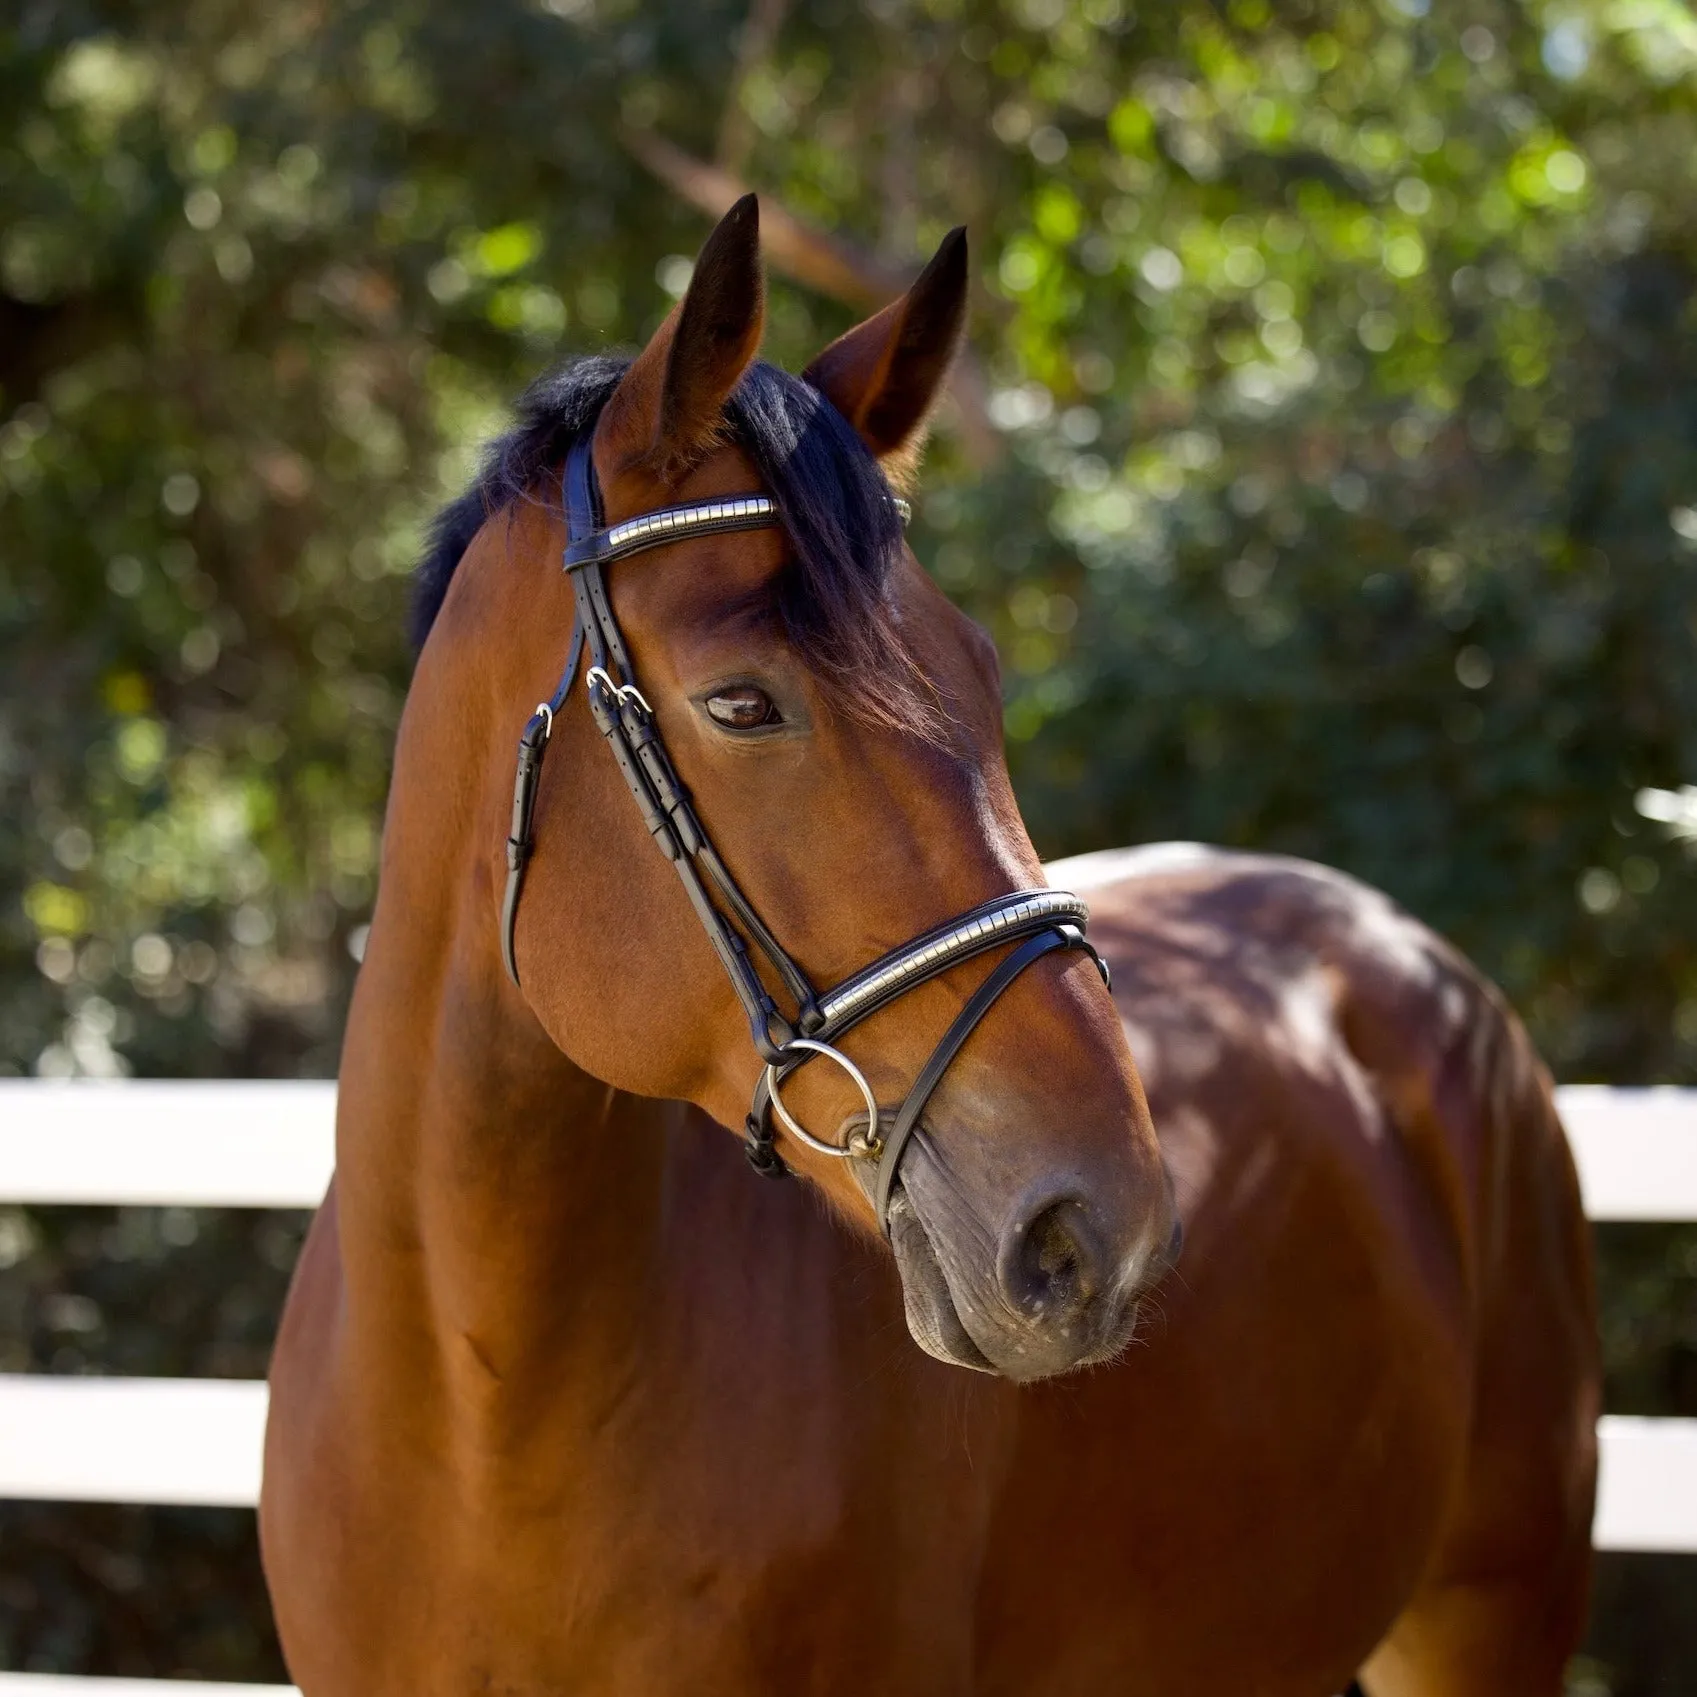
[561,492,912,571]
[499,435,1107,1232]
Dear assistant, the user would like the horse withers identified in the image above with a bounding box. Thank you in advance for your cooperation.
[262,199,1597,1695]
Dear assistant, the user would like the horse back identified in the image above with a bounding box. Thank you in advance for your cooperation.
[1055,842,1591,1328]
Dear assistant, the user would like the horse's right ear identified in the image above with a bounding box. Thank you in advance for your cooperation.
[803,227,969,486]
[597,194,766,485]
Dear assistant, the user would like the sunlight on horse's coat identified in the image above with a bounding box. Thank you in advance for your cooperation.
[262,203,1597,1697]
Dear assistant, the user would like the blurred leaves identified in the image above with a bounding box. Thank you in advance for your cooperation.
[0,1502,286,1682]
[4,0,1695,1087]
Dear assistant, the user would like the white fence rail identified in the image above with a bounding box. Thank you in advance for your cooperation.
[0,1377,268,1509]
[3,1080,1694,1219]
[0,1081,1691,1694]
[0,1373,1690,1546]
[0,1082,336,1210]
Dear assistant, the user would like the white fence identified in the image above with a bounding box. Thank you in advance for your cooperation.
[0,1080,1693,1694]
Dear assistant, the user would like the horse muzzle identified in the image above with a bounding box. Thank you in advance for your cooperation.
[885,1134,1177,1383]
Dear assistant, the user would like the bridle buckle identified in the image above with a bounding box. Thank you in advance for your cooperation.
[585,665,652,717]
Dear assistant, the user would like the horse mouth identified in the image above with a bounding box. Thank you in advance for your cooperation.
[883,1141,1165,1382]
[885,1180,998,1375]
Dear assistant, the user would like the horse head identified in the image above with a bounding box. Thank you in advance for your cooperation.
[441,196,1175,1381]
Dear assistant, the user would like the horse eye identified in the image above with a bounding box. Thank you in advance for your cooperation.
[705,686,781,731]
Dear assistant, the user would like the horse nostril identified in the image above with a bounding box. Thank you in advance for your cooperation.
[999,1199,1104,1323]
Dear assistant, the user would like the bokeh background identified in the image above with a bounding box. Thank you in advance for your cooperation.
[2,0,1695,1687]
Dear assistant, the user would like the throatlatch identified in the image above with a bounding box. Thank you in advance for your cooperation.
[499,435,1107,1231]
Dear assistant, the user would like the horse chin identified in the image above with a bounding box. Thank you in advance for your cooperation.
[886,1183,999,1376]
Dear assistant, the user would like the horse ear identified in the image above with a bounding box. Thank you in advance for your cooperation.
[802,227,969,483]
[598,194,766,484]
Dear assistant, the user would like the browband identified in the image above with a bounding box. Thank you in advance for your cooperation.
[563,491,911,572]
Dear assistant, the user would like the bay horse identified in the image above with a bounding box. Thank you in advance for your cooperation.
[262,197,1598,1695]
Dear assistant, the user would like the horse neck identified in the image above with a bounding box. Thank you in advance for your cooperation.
[332,631,674,1400]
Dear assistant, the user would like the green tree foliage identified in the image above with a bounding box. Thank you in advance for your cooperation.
[5,0,1695,1088]
[1,0,1695,1684]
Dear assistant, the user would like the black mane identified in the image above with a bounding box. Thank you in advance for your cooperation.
[411,355,928,732]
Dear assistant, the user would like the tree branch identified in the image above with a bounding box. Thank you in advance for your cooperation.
[717,0,792,176]
[619,126,1001,465]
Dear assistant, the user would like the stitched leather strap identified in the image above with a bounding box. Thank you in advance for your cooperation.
[499,616,583,988]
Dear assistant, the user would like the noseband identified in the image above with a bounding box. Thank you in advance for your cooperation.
[500,436,1108,1231]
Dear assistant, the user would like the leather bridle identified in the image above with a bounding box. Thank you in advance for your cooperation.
[500,435,1108,1231]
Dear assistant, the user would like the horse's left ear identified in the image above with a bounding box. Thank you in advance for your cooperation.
[803,227,969,483]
